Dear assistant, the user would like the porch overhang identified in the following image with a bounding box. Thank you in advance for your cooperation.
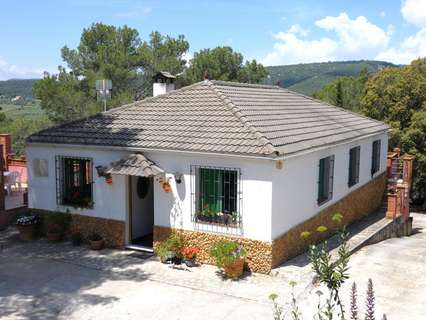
[106,153,164,177]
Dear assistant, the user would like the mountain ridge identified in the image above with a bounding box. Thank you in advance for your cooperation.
[264,60,398,95]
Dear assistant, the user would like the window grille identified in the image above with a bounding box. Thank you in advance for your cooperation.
[190,165,242,235]
[55,156,93,208]
[371,140,381,176]
[318,155,334,205]
[348,146,361,187]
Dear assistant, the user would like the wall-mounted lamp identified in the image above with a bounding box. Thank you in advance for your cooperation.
[95,165,108,177]
[174,172,183,184]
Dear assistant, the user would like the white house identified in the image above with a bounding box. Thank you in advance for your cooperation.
[26,73,389,273]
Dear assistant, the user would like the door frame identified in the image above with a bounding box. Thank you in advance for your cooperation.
[126,175,155,250]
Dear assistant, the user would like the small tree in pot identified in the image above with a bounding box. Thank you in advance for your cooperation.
[89,233,104,250]
[210,240,245,278]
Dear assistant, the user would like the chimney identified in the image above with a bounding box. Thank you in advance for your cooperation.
[153,71,176,97]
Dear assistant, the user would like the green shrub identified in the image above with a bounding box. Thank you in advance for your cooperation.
[209,240,245,268]
[156,232,184,260]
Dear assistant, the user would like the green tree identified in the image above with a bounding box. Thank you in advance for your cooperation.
[314,68,370,112]
[183,46,267,84]
[135,31,189,98]
[335,80,343,108]
[34,23,189,123]
[361,58,426,203]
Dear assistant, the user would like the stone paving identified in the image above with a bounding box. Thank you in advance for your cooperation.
[1,213,426,319]
[0,228,308,307]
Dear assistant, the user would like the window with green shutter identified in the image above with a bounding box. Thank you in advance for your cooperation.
[318,155,334,205]
[192,165,241,229]
[371,140,381,176]
[348,146,361,187]
[56,156,93,208]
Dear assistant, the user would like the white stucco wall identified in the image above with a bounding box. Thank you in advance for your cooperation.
[26,145,130,221]
[143,151,274,241]
[26,144,275,242]
[26,131,388,243]
[270,132,388,239]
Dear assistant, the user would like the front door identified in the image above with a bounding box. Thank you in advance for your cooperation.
[130,176,154,248]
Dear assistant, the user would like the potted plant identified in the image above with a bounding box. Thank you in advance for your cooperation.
[156,232,184,264]
[46,223,62,242]
[209,240,246,278]
[71,232,83,246]
[89,233,104,250]
[181,246,199,267]
[15,214,39,241]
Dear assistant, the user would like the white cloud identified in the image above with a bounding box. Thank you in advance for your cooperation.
[315,13,390,54]
[287,24,310,37]
[0,56,46,80]
[401,0,426,27]
[262,28,338,65]
[262,13,390,66]
[376,28,426,64]
[380,11,386,18]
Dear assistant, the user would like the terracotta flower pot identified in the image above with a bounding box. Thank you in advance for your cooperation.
[223,258,245,278]
[16,225,36,241]
[90,239,104,250]
[47,231,61,242]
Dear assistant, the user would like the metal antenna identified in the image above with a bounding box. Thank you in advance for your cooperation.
[96,79,112,112]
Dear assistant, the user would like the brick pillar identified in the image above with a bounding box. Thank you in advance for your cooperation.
[0,134,11,171]
[402,154,414,186]
[386,193,397,219]
[0,148,5,211]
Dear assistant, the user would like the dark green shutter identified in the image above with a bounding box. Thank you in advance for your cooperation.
[318,158,325,202]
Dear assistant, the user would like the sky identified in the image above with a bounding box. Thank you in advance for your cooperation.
[1,0,426,80]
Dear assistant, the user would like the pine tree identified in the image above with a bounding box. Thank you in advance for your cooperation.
[335,80,344,108]
[365,279,375,320]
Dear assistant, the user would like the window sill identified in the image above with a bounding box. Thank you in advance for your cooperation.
[193,220,242,236]
[348,181,359,188]
[194,219,240,229]
[317,197,332,206]
[60,203,94,210]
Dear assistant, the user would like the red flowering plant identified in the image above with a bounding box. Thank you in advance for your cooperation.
[181,246,199,260]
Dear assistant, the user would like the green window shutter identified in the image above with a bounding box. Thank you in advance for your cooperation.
[371,140,381,175]
[318,158,325,203]
[349,147,360,186]
[356,147,360,183]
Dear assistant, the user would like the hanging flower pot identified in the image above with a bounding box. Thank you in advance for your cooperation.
[105,174,113,185]
[162,181,171,193]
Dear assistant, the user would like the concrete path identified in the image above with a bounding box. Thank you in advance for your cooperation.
[1,213,425,319]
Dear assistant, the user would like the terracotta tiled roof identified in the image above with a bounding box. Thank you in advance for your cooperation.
[28,80,389,157]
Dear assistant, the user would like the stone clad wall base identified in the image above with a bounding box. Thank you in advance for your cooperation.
[153,226,273,274]
[154,173,386,274]
[271,173,387,268]
[31,209,125,248]
[70,214,125,248]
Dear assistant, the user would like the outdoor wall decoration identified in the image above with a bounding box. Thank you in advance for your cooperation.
[157,176,172,193]
[95,165,113,185]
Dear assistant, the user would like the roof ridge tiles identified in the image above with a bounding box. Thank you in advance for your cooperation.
[207,81,280,156]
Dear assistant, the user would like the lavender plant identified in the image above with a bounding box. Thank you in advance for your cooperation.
[365,279,375,320]
[350,282,359,320]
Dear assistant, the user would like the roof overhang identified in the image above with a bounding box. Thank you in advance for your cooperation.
[105,153,164,177]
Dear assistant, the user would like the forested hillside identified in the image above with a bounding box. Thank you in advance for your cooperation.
[265,60,397,95]
[0,79,37,98]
